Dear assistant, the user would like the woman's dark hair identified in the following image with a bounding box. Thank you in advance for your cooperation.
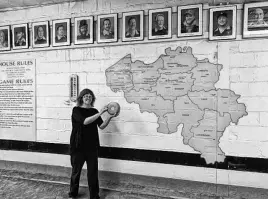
[76,88,96,107]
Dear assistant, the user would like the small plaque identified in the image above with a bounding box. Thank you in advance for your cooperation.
[70,75,79,102]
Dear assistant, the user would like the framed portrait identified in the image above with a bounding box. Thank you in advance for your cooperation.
[209,5,237,40]
[149,8,172,40]
[243,2,268,38]
[97,13,117,43]
[0,26,11,51]
[178,4,203,37]
[74,16,93,45]
[32,21,49,48]
[52,19,70,47]
[12,24,28,50]
[122,11,144,42]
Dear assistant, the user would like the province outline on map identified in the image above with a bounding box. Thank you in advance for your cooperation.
[105,46,248,164]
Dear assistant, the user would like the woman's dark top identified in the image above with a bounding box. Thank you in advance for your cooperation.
[70,106,103,154]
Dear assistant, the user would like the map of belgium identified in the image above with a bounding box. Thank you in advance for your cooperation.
[105,46,247,164]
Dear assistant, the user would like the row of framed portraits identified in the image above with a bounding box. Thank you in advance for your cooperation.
[1,2,268,51]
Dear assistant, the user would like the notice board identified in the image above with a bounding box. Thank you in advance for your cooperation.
[0,60,36,141]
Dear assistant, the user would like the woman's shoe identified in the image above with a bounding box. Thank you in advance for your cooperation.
[68,192,77,198]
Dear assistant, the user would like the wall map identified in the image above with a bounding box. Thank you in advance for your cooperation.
[105,46,247,164]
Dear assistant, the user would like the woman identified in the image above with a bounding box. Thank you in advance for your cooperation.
[69,88,115,199]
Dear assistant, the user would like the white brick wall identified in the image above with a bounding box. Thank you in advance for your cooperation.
[230,67,268,82]
[1,39,268,158]
[231,83,268,97]
[222,38,268,161]
[260,112,268,126]
[1,0,268,189]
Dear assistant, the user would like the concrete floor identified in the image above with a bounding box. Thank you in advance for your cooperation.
[1,161,268,199]
[0,174,175,199]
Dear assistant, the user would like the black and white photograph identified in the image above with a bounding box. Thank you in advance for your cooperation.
[178,4,203,37]
[0,26,10,51]
[52,19,70,47]
[209,5,237,40]
[74,16,93,45]
[32,21,49,48]
[149,8,172,40]
[97,13,117,43]
[243,2,268,38]
[122,11,144,42]
[12,24,28,50]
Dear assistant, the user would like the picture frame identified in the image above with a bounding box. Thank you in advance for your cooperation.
[52,19,70,47]
[149,7,172,40]
[178,4,203,37]
[97,13,117,43]
[74,16,94,45]
[0,26,11,51]
[32,21,49,48]
[122,10,144,42]
[243,2,268,38]
[209,5,237,41]
[12,23,28,50]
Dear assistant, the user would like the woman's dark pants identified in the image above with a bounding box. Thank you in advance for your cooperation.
[69,150,99,199]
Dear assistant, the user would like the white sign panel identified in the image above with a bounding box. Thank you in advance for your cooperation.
[0,59,36,141]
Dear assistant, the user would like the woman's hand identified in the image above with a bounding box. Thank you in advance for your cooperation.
[100,105,108,115]
[109,112,117,118]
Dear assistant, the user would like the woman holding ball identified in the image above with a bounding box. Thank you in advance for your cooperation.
[68,88,115,199]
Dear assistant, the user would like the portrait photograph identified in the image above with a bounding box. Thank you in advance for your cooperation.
[178,4,203,37]
[243,2,268,38]
[97,13,117,43]
[74,16,93,45]
[0,26,11,51]
[32,21,49,48]
[122,11,144,42]
[149,8,172,40]
[209,5,237,40]
[12,24,28,50]
[52,19,70,47]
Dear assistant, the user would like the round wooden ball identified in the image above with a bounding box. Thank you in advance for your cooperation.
[107,102,120,116]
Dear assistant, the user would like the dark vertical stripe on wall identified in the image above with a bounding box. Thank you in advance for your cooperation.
[0,139,267,173]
